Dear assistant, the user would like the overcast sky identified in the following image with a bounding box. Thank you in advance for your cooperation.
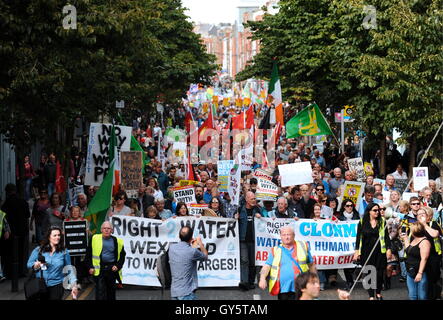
[181,0,266,24]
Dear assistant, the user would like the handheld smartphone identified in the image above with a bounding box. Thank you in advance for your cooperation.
[401,226,407,234]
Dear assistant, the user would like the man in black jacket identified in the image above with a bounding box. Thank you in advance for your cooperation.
[1,184,30,277]
[136,185,154,217]
[288,186,305,218]
[85,221,126,300]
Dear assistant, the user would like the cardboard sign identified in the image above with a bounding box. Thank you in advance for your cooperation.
[347,157,366,182]
[173,186,196,205]
[121,151,143,196]
[63,220,88,256]
[394,179,409,195]
[364,162,374,176]
[69,185,84,206]
[256,178,279,201]
[413,167,429,191]
[189,204,209,216]
[85,123,132,186]
[278,162,313,187]
[340,181,365,210]
[217,160,234,192]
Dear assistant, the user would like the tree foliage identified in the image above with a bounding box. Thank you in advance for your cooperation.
[0,0,216,153]
[237,0,442,161]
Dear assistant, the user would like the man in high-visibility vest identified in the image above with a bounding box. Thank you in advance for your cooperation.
[0,210,11,282]
[85,221,126,300]
[259,226,317,300]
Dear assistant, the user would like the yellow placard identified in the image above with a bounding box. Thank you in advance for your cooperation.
[212,96,219,104]
[179,180,200,187]
[202,102,209,113]
[235,99,242,107]
[243,98,251,106]
[223,98,229,107]
[364,162,374,176]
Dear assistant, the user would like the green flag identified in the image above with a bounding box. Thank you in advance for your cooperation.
[286,103,333,138]
[84,124,117,234]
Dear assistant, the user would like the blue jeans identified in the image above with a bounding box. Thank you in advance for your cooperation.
[47,183,55,197]
[407,272,428,300]
[318,271,327,285]
[399,249,407,278]
[172,292,197,300]
[25,178,33,201]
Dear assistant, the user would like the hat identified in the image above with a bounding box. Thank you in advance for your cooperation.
[203,208,218,217]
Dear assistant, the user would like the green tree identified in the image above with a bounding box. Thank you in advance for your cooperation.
[0,0,216,195]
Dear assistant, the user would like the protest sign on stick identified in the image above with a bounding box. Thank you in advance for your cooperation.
[347,157,366,182]
[173,186,196,205]
[278,162,313,187]
[413,167,429,191]
[340,181,365,210]
[121,151,143,198]
[63,220,88,256]
[256,178,279,201]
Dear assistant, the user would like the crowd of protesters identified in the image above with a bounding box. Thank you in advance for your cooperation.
[0,102,442,301]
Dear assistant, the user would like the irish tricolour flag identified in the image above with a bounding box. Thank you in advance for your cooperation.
[268,61,284,126]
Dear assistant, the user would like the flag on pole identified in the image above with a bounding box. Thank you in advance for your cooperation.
[55,161,66,194]
[84,124,117,234]
[268,61,284,126]
[198,107,215,147]
[286,103,333,138]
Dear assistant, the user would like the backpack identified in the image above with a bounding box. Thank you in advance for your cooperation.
[156,248,171,289]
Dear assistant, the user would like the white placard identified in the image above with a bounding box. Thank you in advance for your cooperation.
[256,178,279,201]
[85,123,132,186]
[347,157,366,182]
[413,167,429,191]
[173,186,196,205]
[402,192,419,202]
[278,162,313,187]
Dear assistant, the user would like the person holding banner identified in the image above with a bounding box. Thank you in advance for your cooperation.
[354,203,392,300]
[85,221,126,300]
[206,197,226,217]
[259,226,316,300]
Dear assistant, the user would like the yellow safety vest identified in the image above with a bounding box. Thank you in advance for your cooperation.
[91,234,124,279]
[358,218,386,255]
[268,241,309,295]
[430,221,442,256]
[0,210,5,238]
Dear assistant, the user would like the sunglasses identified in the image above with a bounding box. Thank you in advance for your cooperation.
[345,204,353,208]
[411,203,420,205]
[379,208,386,211]
[316,188,324,191]
[372,209,380,213]
[211,201,219,204]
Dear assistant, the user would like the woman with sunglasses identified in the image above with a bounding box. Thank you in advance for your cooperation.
[107,191,132,219]
[336,200,360,290]
[27,226,78,300]
[206,197,226,217]
[354,203,392,300]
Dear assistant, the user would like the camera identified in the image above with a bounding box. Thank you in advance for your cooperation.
[38,254,47,270]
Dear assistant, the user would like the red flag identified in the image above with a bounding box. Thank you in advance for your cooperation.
[273,122,282,145]
[55,161,66,194]
[245,105,254,129]
[184,110,194,134]
[231,112,245,130]
[198,107,215,147]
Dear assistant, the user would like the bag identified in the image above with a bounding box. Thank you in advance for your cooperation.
[24,269,47,300]
[391,238,403,253]
[156,248,171,289]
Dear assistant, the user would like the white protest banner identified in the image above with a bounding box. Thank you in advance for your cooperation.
[189,204,209,216]
[347,157,366,182]
[217,160,234,192]
[402,192,418,202]
[69,185,84,206]
[111,215,240,287]
[173,186,196,205]
[256,178,279,202]
[228,155,242,206]
[254,218,358,270]
[85,123,132,186]
[413,167,429,191]
[253,168,273,181]
[278,162,313,187]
